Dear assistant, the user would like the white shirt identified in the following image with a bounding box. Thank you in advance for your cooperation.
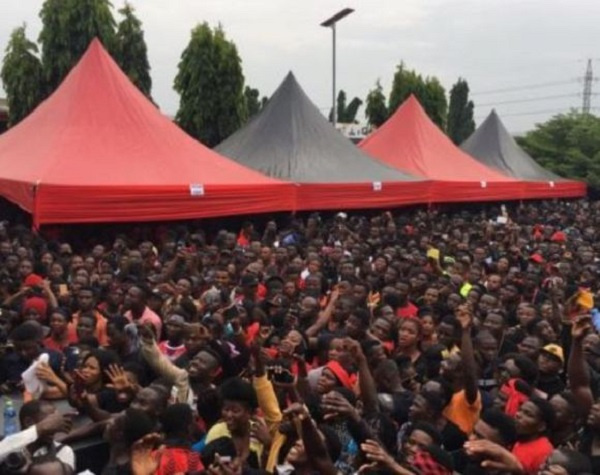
[32,441,75,470]
[0,426,38,462]
[0,426,75,470]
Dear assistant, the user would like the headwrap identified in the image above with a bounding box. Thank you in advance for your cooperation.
[501,378,530,417]
[24,274,44,288]
[325,360,357,390]
[23,296,48,318]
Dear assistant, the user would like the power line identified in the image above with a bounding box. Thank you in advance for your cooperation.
[476,107,571,119]
[477,93,581,107]
[471,79,576,96]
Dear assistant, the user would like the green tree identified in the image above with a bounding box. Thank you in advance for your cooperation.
[516,111,600,186]
[422,76,448,130]
[388,62,425,114]
[344,97,363,123]
[331,90,347,122]
[329,90,364,123]
[244,86,261,118]
[0,25,44,126]
[115,2,151,98]
[39,0,116,94]
[365,80,388,127]
[388,62,447,129]
[174,23,247,147]
[447,78,475,144]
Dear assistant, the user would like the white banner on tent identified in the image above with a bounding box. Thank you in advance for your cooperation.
[189,184,205,196]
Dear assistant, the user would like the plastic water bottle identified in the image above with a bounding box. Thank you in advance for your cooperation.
[3,397,18,436]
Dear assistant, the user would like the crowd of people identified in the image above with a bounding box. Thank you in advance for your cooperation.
[0,200,599,474]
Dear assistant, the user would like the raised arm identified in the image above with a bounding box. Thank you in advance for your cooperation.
[138,325,191,404]
[346,338,378,414]
[306,289,339,338]
[251,343,282,435]
[457,305,479,404]
[567,314,594,415]
[40,279,58,310]
[283,403,337,475]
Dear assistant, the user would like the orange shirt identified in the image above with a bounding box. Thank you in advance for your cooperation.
[68,310,109,346]
[443,389,482,435]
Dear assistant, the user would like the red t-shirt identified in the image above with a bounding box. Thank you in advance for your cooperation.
[43,334,77,352]
[512,437,553,474]
[153,447,203,475]
[237,232,250,247]
[396,302,418,319]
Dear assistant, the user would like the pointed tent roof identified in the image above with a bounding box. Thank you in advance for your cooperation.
[359,95,513,182]
[0,39,294,225]
[461,110,564,180]
[216,72,418,183]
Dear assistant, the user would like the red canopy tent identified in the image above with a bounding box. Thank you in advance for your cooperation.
[359,96,582,202]
[0,39,294,227]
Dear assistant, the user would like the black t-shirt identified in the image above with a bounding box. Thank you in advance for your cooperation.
[579,429,600,474]
[498,337,518,356]
[441,419,468,453]
[537,373,565,397]
[382,391,414,427]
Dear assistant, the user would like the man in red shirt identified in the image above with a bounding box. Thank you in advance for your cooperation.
[512,398,554,473]
[396,281,418,319]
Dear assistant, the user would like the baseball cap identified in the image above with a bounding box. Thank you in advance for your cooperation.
[529,253,544,264]
[540,344,564,364]
[551,231,567,243]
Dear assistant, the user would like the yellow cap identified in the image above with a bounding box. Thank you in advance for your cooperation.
[541,344,564,363]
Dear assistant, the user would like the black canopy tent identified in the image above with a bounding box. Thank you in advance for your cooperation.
[216,72,436,211]
[216,72,418,184]
[461,110,563,181]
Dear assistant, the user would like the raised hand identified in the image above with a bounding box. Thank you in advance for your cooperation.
[250,417,272,448]
[572,314,592,340]
[37,411,75,438]
[463,439,522,472]
[137,323,156,342]
[282,402,311,422]
[131,432,163,475]
[456,304,473,330]
[359,439,400,473]
[105,364,134,393]
[35,362,60,384]
[344,337,366,364]
[322,391,359,421]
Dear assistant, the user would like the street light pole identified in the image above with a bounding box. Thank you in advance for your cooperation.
[321,8,354,126]
[332,22,336,125]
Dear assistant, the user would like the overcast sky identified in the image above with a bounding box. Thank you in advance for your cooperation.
[1,0,600,134]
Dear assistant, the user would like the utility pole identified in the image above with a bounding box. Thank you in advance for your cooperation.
[583,59,593,114]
